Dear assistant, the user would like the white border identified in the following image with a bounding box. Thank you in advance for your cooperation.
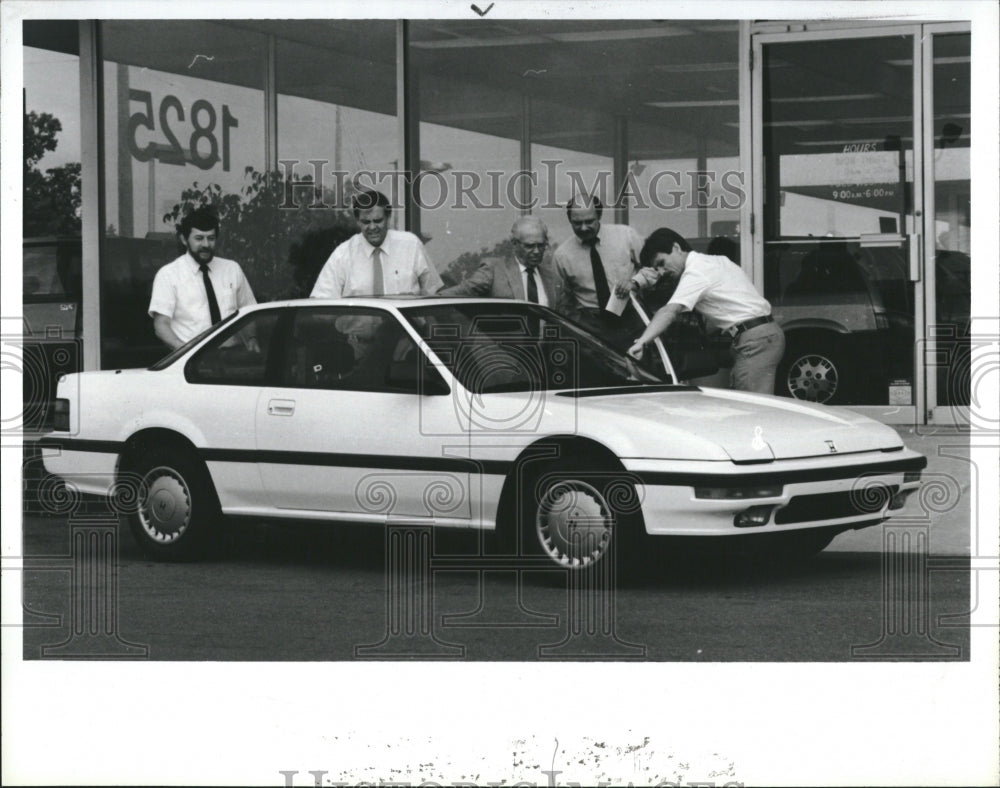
[3,2,998,786]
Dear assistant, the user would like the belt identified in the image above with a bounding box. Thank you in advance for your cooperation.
[727,314,774,338]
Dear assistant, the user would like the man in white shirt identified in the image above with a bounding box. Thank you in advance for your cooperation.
[628,227,785,394]
[440,215,560,306]
[148,206,257,349]
[310,189,443,298]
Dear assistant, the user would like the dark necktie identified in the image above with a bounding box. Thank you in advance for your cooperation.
[372,248,385,296]
[524,266,539,303]
[588,240,612,311]
[199,263,222,325]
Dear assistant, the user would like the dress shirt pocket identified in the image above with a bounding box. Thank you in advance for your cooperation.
[217,279,238,317]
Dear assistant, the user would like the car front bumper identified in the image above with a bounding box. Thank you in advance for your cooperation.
[622,451,925,537]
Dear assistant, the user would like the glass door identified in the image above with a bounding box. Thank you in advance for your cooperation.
[923,27,971,426]
[752,28,924,421]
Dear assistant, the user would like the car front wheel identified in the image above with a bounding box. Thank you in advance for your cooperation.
[123,444,220,561]
[521,460,640,569]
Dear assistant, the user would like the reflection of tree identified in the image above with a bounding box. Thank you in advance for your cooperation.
[23,110,82,236]
[164,168,358,300]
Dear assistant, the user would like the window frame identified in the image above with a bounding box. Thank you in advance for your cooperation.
[183,307,287,386]
[275,305,450,395]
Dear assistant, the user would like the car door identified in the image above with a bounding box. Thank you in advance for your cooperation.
[255,305,471,522]
[181,308,285,511]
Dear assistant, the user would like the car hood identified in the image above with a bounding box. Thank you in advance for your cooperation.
[564,386,904,462]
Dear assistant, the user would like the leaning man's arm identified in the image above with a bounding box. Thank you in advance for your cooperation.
[638,302,684,345]
[417,246,445,294]
[152,313,184,349]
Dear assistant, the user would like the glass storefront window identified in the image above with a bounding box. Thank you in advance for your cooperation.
[22,23,84,430]
[101,21,268,369]
[275,21,398,294]
[408,20,741,285]
[409,22,523,284]
[531,98,614,253]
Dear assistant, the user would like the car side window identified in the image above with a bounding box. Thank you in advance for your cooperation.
[185,311,281,385]
[282,307,446,394]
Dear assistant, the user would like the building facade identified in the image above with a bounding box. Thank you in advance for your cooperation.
[20,16,976,425]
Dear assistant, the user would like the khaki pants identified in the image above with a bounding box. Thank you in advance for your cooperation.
[730,321,785,394]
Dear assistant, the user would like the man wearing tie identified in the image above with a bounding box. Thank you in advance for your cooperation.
[310,188,443,299]
[149,206,257,349]
[552,193,645,351]
[440,216,559,305]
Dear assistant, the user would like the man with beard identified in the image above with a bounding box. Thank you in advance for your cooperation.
[310,188,443,298]
[149,206,257,349]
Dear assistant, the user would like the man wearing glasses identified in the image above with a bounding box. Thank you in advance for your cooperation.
[440,215,560,306]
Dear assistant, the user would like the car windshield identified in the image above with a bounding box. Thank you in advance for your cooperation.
[147,311,240,371]
[400,302,665,393]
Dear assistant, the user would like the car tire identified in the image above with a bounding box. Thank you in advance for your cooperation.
[519,458,641,569]
[123,444,220,561]
[778,336,851,405]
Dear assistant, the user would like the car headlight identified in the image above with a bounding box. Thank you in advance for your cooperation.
[695,484,783,500]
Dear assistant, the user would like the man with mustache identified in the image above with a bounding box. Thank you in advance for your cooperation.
[149,206,257,349]
[552,193,645,352]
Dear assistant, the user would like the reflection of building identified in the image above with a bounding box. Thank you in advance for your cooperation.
[18,15,978,424]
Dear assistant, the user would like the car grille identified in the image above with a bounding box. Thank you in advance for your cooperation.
[775,485,899,525]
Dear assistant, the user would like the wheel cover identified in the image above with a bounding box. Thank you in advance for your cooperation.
[787,354,839,403]
[137,465,193,543]
[535,479,613,568]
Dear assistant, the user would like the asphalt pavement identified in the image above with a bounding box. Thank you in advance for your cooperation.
[826,425,975,556]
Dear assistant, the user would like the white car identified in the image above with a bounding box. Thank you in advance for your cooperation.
[41,297,926,568]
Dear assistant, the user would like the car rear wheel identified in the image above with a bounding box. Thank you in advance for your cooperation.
[124,444,220,561]
[520,460,640,569]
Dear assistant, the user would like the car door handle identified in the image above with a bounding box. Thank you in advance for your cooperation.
[267,399,295,416]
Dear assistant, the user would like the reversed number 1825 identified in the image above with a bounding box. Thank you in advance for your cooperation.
[127,89,239,171]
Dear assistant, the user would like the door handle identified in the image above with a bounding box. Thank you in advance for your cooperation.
[267,399,295,416]
[907,233,921,282]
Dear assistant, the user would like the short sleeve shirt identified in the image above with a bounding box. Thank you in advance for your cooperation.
[667,251,771,332]
[148,253,257,343]
[310,230,443,298]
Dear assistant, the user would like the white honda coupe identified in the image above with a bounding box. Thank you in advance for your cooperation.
[42,296,925,568]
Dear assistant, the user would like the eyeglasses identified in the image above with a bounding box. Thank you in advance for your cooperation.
[515,241,548,251]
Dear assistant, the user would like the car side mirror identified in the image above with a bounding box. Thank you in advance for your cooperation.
[386,358,450,395]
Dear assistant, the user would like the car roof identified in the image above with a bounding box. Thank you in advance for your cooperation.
[250,296,529,310]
